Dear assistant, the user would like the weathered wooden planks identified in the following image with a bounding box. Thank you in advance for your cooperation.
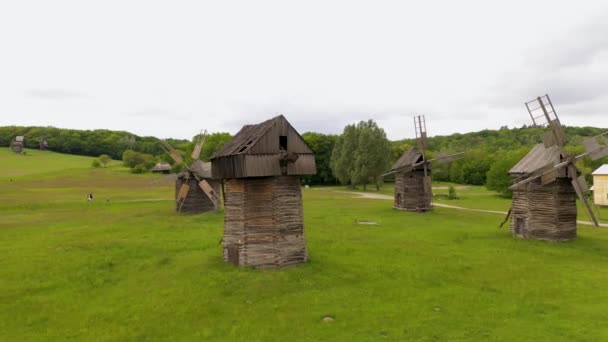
[510,177,577,241]
[175,176,221,214]
[394,170,432,212]
[222,176,307,268]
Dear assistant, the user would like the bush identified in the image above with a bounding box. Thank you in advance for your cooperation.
[91,159,101,168]
[98,154,111,167]
[131,164,148,174]
[122,149,156,169]
[448,185,458,200]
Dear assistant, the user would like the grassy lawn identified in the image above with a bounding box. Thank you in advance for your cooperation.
[2,150,608,340]
[346,182,608,224]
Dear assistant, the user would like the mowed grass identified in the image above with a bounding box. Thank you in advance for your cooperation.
[352,182,608,224]
[2,151,608,340]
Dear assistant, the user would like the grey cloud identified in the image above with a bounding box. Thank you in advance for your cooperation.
[226,99,422,135]
[25,89,87,100]
[488,12,608,122]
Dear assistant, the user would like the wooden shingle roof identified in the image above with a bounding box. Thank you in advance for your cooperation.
[212,115,313,158]
[509,144,562,175]
[391,147,424,170]
[211,115,316,178]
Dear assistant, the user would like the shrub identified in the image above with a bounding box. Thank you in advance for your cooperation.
[131,164,148,174]
[91,159,101,168]
[448,185,458,200]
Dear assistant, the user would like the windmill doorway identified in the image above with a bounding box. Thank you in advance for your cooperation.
[514,217,527,236]
[396,193,403,207]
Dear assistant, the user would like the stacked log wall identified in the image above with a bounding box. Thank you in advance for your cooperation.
[222,176,307,268]
[394,170,432,211]
[510,178,576,241]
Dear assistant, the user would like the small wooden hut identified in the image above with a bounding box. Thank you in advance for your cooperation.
[175,160,220,213]
[391,147,432,211]
[151,162,172,174]
[39,139,48,150]
[211,115,316,268]
[11,136,24,153]
[508,144,577,241]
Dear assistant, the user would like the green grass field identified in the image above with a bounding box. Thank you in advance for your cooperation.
[2,149,608,341]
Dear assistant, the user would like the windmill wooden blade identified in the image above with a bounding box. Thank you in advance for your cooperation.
[198,179,221,208]
[414,115,428,151]
[160,140,184,165]
[429,152,465,164]
[568,165,599,227]
[191,143,203,160]
[510,162,560,189]
[381,165,414,178]
[583,137,608,160]
[525,94,565,147]
[176,183,190,212]
[191,129,208,160]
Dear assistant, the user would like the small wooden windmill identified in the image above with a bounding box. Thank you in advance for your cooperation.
[160,130,221,214]
[11,136,24,153]
[38,138,48,150]
[382,115,464,211]
[506,94,608,240]
[211,115,316,268]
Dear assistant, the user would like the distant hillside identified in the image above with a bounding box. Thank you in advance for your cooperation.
[0,126,190,160]
[0,148,97,179]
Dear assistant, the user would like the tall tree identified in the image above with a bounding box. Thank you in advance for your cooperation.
[331,120,391,189]
[302,132,337,185]
[352,120,391,190]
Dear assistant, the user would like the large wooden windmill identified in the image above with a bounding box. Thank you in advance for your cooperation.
[211,115,316,268]
[382,115,463,211]
[506,94,608,241]
[160,130,221,214]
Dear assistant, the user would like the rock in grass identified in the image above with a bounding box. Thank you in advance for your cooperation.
[321,316,335,323]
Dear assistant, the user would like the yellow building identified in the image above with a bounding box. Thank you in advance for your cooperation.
[591,165,608,206]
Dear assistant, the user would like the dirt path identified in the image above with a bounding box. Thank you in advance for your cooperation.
[334,191,608,228]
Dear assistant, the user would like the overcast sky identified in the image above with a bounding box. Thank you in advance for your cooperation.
[1,0,607,140]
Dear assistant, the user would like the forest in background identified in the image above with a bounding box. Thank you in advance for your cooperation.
[2,124,608,195]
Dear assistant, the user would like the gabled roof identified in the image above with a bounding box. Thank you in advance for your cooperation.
[151,162,172,172]
[391,147,424,170]
[211,115,312,158]
[592,164,608,176]
[509,144,562,174]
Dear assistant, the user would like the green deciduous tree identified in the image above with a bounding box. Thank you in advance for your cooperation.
[485,147,530,196]
[330,120,391,189]
[302,132,338,185]
[98,154,111,167]
[122,150,157,170]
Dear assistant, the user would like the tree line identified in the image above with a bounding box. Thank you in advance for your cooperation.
[3,124,607,195]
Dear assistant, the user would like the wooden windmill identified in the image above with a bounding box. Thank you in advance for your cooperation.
[505,94,608,240]
[211,115,317,268]
[11,136,24,153]
[38,138,48,150]
[382,115,464,211]
[160,130,221,214]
